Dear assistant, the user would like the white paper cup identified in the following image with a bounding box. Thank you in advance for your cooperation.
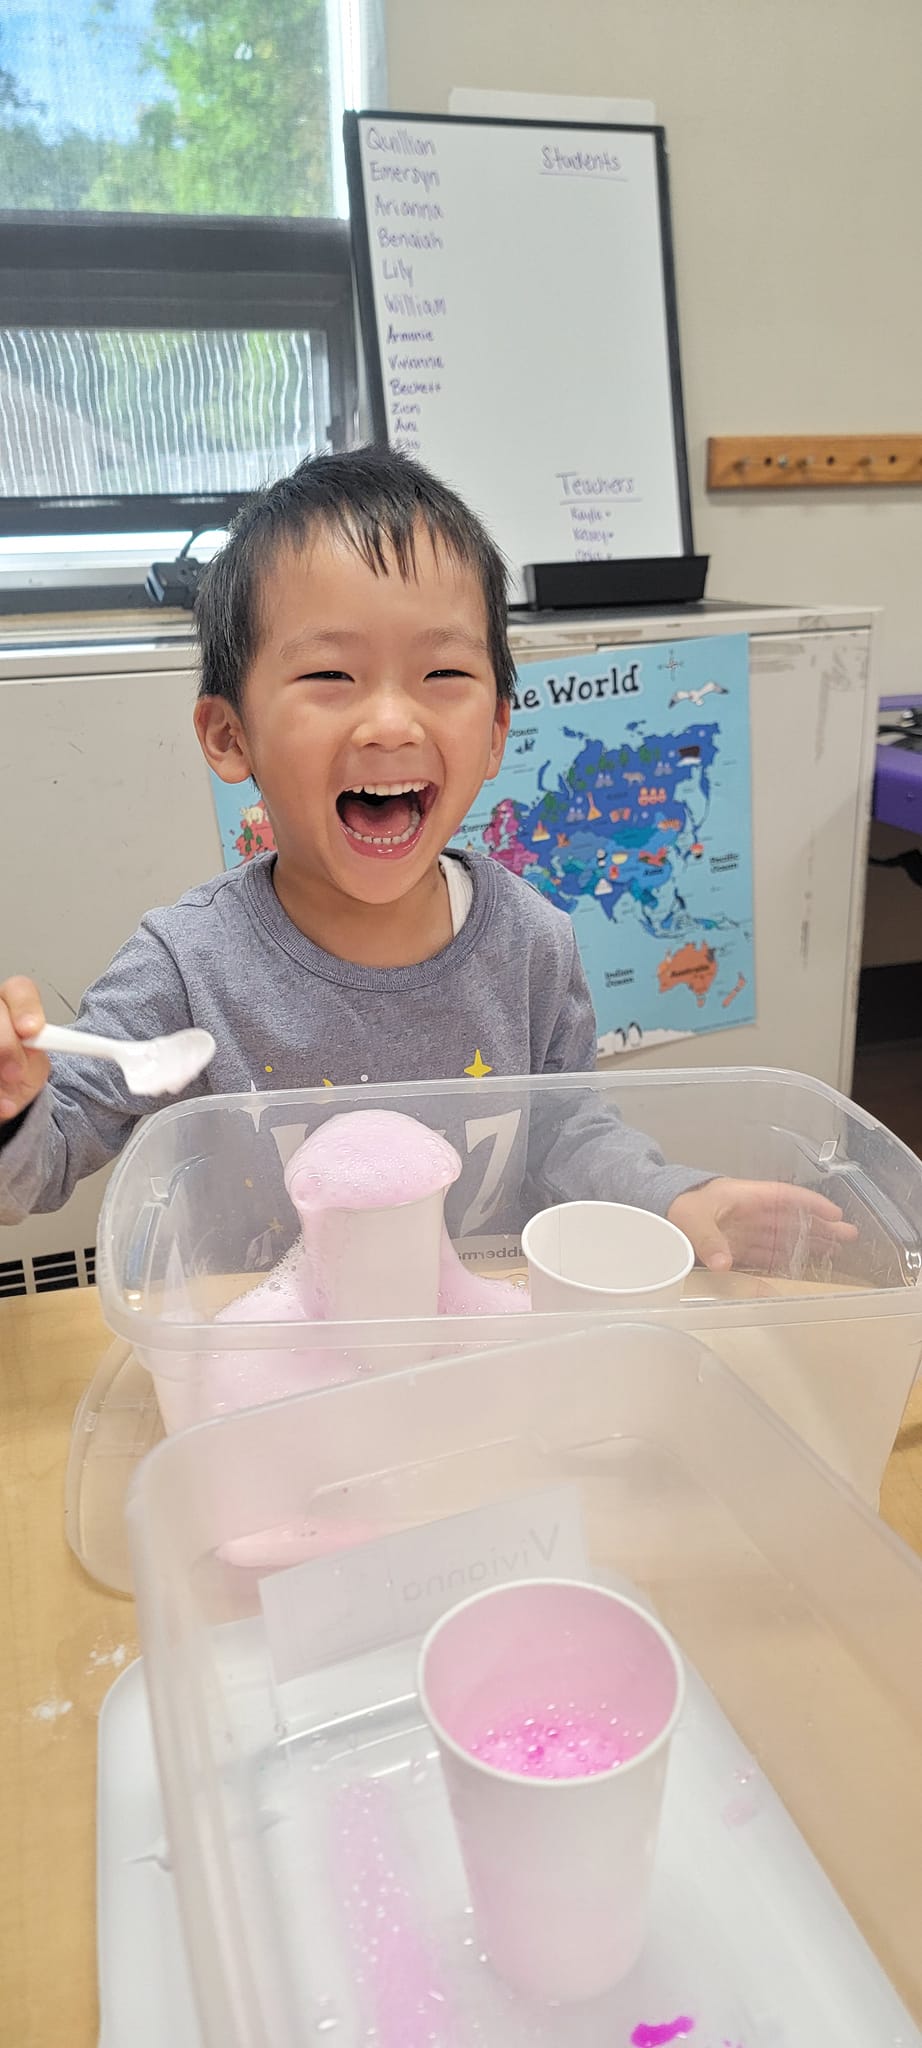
[522,1199,694,1313]
[418,1578,684,2003]
[297,1190,447,1323]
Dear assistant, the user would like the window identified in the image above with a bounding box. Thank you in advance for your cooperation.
[0,211,354,535]
[0,1,384,573]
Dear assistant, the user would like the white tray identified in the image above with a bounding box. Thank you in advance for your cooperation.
[97,1642,920,2048]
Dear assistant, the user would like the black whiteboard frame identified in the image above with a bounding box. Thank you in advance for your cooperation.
[344,109,695,562]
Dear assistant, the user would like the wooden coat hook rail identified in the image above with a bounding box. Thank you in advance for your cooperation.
[707,434,922,490]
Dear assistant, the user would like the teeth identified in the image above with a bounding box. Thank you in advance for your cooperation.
[345,781,428,798]
[345,819,419,847]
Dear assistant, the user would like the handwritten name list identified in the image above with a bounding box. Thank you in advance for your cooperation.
[364,124,447,457]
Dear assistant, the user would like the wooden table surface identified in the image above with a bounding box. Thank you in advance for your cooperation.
[2,1286,922,2048]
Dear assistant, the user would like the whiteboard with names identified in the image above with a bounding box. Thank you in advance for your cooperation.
[345,112,692,602]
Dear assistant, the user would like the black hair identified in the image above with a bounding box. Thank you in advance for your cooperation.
[195,444,517,710]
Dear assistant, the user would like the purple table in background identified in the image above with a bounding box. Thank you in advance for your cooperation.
[875,695,922,832]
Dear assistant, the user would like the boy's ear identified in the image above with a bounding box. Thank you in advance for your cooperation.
[486,693,512,780]
[194,696,255,785]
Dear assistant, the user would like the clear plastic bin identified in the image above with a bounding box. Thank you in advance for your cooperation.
[126,1323,922,2048]
[64,1338,162,1596]
[97,1066,922,1502]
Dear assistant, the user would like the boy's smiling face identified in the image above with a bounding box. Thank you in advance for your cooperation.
[198,525,509,917]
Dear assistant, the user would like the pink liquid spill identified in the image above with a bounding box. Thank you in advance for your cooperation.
[331,1778,451,2048]
[468,1706,645,1780]
[631,2022,695,2048]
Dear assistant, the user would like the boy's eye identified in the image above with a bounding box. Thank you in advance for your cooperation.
[426,667,472,680]
[301,669,353,682]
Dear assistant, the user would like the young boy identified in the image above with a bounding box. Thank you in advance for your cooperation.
[0,447,850,1271]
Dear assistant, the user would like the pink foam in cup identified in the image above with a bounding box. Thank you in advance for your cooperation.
[418,1578,684,2004]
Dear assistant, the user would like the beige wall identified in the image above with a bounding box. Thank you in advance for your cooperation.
[385,0,922,696]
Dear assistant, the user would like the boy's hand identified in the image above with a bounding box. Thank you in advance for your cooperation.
[0,978,50,1122]
[668,1177,859,1274]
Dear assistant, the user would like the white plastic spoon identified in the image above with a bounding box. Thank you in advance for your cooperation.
[26,1023,216,1098]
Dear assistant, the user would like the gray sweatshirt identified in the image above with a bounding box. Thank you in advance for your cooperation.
[0,852,707,1237]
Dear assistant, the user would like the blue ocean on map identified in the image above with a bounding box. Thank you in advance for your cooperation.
[451,633,755,1050]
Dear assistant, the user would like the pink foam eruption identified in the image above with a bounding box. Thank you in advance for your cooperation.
[215,1110,527,1411]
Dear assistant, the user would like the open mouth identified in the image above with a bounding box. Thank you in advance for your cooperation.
[335,780,437,855]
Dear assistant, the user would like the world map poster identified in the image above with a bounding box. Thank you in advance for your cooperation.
[452,633,755,1053]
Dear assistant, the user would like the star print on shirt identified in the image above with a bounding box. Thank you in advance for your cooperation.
[464,1049,493,1079]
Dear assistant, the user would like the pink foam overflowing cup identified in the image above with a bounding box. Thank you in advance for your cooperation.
[285,1110,463,1326]
[418,1579,684,2004]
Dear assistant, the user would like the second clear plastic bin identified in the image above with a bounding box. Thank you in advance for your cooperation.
[123,1321,922,2048]
[97,1066,922,1502]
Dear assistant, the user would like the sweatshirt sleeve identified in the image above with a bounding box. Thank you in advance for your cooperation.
[0,920,193,1224]
[531,929,714,1217]
[540,927,600,1074]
